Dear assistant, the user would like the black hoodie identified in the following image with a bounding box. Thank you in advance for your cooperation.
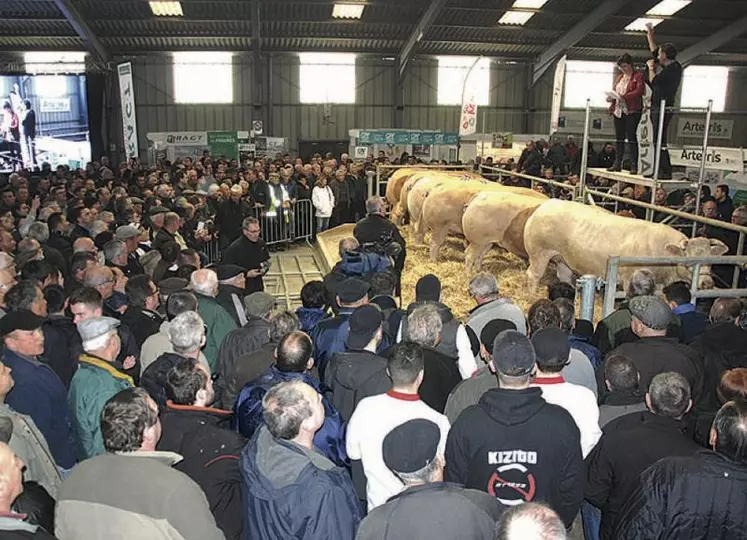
[444,387,584,527]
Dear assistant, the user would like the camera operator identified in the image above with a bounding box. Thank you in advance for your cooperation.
[354,196,406,280]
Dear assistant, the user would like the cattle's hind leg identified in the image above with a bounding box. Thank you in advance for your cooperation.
[429,228,447,262]
[526,251,554,294]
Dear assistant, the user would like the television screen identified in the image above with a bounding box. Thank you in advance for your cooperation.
[0,74,91,173]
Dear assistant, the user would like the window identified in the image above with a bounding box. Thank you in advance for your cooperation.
[299,53,356,104]
[626,0,691,31]
[437,56,490,106]
[680,66,729,113]
[563,61,614,109]
[35,76,68,98]
[499,0,549,25]
[24,52,86,74]
[173,51,233,104]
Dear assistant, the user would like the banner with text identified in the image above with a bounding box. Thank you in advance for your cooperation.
[677,118,734,140]
[207,131,239,160]
[670,146,744,173]
[117,62,139,160]
[358,131,459,146]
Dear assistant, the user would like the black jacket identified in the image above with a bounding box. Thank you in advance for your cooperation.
[356,482,503,540]
[42,316,82,388]
[157,402,247,540]
[689,322,747,415]
[121,306,162,350]
[217,199,253,246]
[215,317,271,410]
[323,349,391,422]
[419,347,462,414]
[41,245,67,279]
[115,322,141,384]
[216,284,247,327]
[221,236,270,295]
[444,387,584,528]
[601,337,703,404]
[69,224,90,244]
[353,213,407,270]
[585,412,700,539]
[222,341,276,411]
[140,352,185,409]
[47,232,72,270]
[613,450,747,539]
[152,228,178,252]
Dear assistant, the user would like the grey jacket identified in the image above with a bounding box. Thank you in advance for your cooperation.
[0,403,61,499]
[55,451,225,540]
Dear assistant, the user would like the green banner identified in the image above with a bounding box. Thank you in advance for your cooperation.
[207,131,239,160]
[358,130,459,146]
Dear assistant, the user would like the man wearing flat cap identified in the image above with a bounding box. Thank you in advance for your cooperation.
[216,264,248,327]
[148,205,168,243]
[603,295,703,402]
[68,316,133,460]
[357,419,503,540]
[445,330,584,529]
[324,304,391,422]
[0,311,76,470]
[115,225,145,276]
[311,277,377,380]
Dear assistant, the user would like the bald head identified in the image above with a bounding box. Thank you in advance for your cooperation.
[338,237,359,257]
[83,266,113,288]
[190,269,218,297]
[495,503,567,540]
[0,442,24,510]
[73,237,97,254]
[710,298,743,324]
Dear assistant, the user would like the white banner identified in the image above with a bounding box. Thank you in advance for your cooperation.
[118,62,139,160]
[40,98,70,113]
[670,146,744,173]
[677,118,734,140]
[550,55,567,136]
[459,59,480,137]
[637,84,656,177]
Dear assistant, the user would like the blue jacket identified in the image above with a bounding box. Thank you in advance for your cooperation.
[569,334,604,372]
[295,307,329,334]
[234,366,348,467]
[241,426,362,540]
[673,304,708,344]
[2,348,76,469]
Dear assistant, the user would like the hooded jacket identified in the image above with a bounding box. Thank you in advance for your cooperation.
[324,349,391,422]
[158,402,247,540]
[234,365,348,467]
[444,387,583,528]
[241,426,362,540]
[295,307,329,334]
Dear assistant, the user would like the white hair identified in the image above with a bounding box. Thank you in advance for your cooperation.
[190,269,218,297]
[89,220,109,238]
[82,330,116,353]
[469,272,499,299]
[169,311,205,354]
[27,222,49,244]
[408,304,442,347]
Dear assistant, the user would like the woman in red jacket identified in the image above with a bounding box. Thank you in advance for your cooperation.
[607,54,645,174]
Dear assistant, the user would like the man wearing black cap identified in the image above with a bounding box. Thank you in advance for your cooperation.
[530,327,601,459]
[311,277,375,379]
[0,311,76,470]
[348,341,450,510]
[356,419,502,540]
[603,296,703,402]
[324,304,391,422]
[222,217,270,295]
[216,265,248,327]
[445,319,517,424]
[399,274,479,380]
[445,330,583,529]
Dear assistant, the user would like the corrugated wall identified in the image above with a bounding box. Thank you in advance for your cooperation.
[113,54,549,160]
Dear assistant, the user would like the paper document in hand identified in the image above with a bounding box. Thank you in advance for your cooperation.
[605,91,622,101]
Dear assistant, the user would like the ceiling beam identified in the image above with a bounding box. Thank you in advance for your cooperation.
[677,14,747,67]
[52,0,109,61]
[398,0,448,81]
[532,0,630,86]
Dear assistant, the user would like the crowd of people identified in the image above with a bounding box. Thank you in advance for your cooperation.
[0,145,743,540]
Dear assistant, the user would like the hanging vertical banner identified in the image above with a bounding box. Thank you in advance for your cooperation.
[550,55,567,136]
[637,84,656,177]
[118,62,139,160]
[459,58,481,137]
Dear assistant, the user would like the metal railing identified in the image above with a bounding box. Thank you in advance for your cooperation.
[602,255,747,317]
[479,164,580,200]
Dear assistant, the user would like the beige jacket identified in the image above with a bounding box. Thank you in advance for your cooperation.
[140,321,210,375]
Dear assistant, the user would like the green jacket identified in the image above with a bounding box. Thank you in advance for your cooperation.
[197,293,238,371]
[68,354,134,461]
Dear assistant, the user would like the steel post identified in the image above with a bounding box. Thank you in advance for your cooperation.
[603,257,619,317]
[577,99,592,203]
[577,275,597,322]
[691,100,713,238]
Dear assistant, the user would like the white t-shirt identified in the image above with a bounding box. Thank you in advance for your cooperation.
[532,376,602,458]
[346,391,451,510]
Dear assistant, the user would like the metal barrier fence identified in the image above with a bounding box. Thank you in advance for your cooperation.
[478,164,580,200]
[201,199,315,264]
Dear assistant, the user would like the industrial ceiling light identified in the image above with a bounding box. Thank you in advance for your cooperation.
[332,2,365,19]
[149,1,184,17]
[625,0,691,31]
[511,0,549,8]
